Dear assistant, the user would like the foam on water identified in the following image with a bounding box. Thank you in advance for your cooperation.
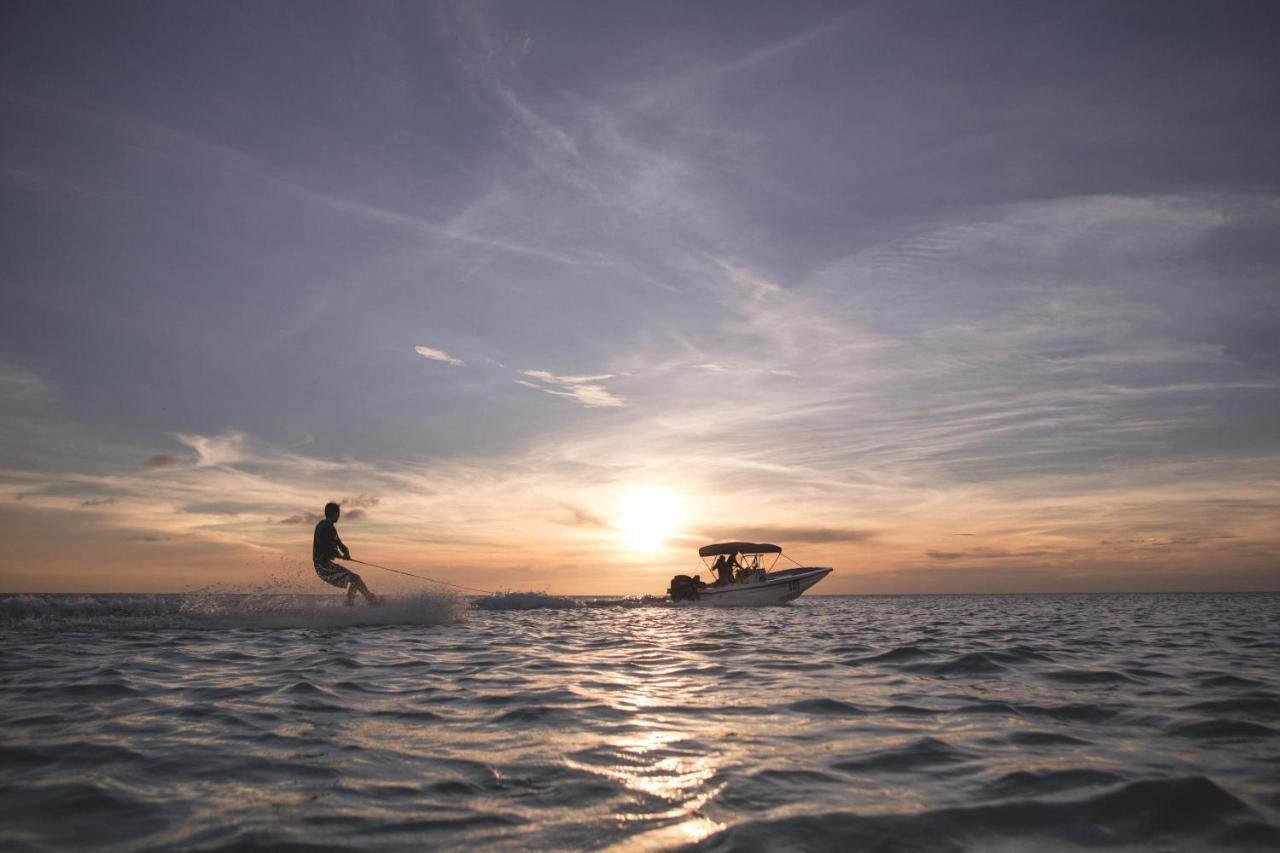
[469,592,671,610]
[0,590,468,629]
[470,591,583,610]
[0,589,651,622]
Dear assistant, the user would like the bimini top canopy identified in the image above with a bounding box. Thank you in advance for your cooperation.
[699,542,782,558]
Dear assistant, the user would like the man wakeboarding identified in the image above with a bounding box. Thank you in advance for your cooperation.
[313,502,380,605]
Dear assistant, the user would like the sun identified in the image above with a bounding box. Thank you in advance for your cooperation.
[616,486,684,552]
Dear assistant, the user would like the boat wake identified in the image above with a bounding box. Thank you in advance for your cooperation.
[470,591,583,610]
[0,589,664,624]
[0,591,468,629]
[470,592,673,610]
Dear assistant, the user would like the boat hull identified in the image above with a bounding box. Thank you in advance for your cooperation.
[684,567,832,607]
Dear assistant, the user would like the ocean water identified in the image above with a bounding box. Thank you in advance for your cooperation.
[2,592,1278,851]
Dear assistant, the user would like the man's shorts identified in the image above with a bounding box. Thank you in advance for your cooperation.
[315,560,358,589]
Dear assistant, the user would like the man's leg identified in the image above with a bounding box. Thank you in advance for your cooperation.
[348,574,378,604]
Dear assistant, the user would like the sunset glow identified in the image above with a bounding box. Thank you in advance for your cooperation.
[616,486,686,553]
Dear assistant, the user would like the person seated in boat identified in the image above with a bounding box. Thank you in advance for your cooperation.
[313,502,380,606]
[712,553,739,586]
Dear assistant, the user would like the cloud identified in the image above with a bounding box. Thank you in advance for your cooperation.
[277,497,371,525]
[711,257,781,300]
[276,496,374,525]
[517,370,626,408]
[414,346,465,367]
[278,512,323,525]
[925,548,1056,561]
[128,533,173,543]
[79,496,117,507]
[183,501,258,516]
[11,92,602,271]
[145,453,179,468]
[555,502,610,529]
[175,431,247,467]
[704,526,876,545]
[0,359,51,402]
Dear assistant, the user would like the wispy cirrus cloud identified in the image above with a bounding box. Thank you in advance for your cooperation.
[516,370,626,408]
[704,526,876,545]
[555,501,610,529]
[0,358,51,402]
[925,547,1055,562]
[176,432,247,467]
[278,512,322,526]
[414,345,465,367]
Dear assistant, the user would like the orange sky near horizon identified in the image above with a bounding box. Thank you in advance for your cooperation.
[2,449,1276,595]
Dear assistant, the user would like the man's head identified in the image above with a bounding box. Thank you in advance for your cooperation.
[324,502,340,522]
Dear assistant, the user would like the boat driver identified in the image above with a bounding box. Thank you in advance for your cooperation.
[712,552,739,586]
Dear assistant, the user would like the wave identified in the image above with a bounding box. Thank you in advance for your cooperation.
[851,645,934,665]
[981,767,1123,799]
[848,645,1059,676]
[832,737,975,774]
[696,776,1280,851]
[876,704,942,717]
[903,652,1008,676]
[1183,696,1280,715]
[999,730,1092,747]
[1041,668,1138,685]
[1168,718,1280,739]
[786,698,867,717]
[1020,702,1124,724]
[1198,674,1266,689]
[0,781,172,850]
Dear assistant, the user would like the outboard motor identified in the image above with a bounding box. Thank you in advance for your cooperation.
[667,574,703,602]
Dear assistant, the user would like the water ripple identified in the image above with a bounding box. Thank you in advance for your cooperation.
[2,592,1278,850]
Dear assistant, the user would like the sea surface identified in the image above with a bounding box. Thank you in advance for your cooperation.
[2,592,1278,851]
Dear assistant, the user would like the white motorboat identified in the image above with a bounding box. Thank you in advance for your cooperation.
[667,542,832,606]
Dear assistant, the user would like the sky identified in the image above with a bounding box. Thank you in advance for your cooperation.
[1,1,1278,595]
